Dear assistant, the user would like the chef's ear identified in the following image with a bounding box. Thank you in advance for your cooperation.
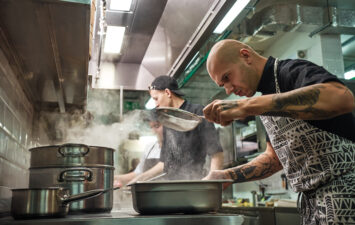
[165,88,172,98]
[240,48,252,64]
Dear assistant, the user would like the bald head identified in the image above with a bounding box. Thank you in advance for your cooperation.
[205,39,267,97]
[207,39,255,74]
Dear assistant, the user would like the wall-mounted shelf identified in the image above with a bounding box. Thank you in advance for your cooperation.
[241,132,257,142]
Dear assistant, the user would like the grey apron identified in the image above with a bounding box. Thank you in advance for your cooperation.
[142,142,160,172]
[260,58,355,225]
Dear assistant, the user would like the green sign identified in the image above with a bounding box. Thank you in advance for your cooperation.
[124,101,141,111]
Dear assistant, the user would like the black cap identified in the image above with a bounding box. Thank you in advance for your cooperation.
[149,75,184,96]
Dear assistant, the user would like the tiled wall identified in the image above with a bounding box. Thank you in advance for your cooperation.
[0,97,32,188]
[0,48,34,213]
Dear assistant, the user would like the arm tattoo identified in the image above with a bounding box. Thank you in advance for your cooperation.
[227,153,281,183]
[273,87,320,110]
[262,108,334,119]
[263,85,335,119]
[327,82,354,101]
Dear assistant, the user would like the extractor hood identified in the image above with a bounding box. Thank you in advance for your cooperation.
[0,0,91,113]
[89,0,217,91]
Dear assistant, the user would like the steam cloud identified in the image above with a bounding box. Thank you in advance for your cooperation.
[36,109,149,149]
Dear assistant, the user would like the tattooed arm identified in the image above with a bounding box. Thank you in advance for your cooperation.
[203,82,355,124]
[260,82,355,120]
[203,142,283,184]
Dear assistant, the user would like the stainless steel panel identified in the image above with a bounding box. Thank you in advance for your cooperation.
[142,0,215,77]
[0,0,90,111]
[119,0,167,64]
[90,0,217,90]
[91,62,156,90]
[89,0,167,88]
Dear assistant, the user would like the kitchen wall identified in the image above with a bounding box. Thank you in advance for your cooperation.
[0,48,34,213]
[264,32,344,78]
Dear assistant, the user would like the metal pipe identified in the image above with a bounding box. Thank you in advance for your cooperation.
[231,122,236,162]
[308,22,332,38]
[120,85,123,121]
[309,0,332,38]
[95,0,106,83]
[342,36,355,47]
[178,30,231,88]
[251,190,257,207]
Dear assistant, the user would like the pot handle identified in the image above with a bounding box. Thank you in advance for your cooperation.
[60,187,120,205]
[58,143,90,157]
[58,168,93,182]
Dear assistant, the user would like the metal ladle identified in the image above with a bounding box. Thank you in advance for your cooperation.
[155,107,204,132]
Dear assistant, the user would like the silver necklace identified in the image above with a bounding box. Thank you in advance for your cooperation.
[273,58,281,93]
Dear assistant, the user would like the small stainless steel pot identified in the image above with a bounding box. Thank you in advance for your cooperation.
[130,180,232,214]
[29,166,114,213]
[30,143,114,168]
[11,187,118,219]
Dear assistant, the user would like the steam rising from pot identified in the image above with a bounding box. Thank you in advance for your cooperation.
[36,109,148,149]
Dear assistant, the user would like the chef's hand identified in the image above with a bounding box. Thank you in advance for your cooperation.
[127,173,146,186]
[203,170,233,190]
[203,99,248,126]
[114,175,123,188]
[126,177,138,186]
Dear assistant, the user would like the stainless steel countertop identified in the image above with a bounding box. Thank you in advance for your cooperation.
[0,209,244,225]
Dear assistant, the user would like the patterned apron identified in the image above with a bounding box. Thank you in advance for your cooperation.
[260,59,355,225]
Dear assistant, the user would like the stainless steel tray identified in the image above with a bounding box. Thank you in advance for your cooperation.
[131,180,232,214]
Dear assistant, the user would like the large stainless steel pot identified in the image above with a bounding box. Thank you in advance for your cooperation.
[29,166,114,213]
[30,143,114,168]
[11,187,119,219]
[130,180,232,214]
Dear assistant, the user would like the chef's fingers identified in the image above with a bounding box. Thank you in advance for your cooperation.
[114,181,123,188]
[211,100,224,124]
[204,100,220,123]
[203,101,213,114]
[218,107,236,126]
[203,101,214,122]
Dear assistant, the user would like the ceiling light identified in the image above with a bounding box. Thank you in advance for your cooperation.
[344,70,355,80]
[213,0,250,34]
[145,98,155,109]
[110,0,132,11]
[104,26,125,54]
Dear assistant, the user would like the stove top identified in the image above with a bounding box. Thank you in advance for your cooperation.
[1,209,244,225]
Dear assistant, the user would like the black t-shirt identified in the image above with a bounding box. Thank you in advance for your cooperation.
[257,56,355,142]
[160,101,223,180]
